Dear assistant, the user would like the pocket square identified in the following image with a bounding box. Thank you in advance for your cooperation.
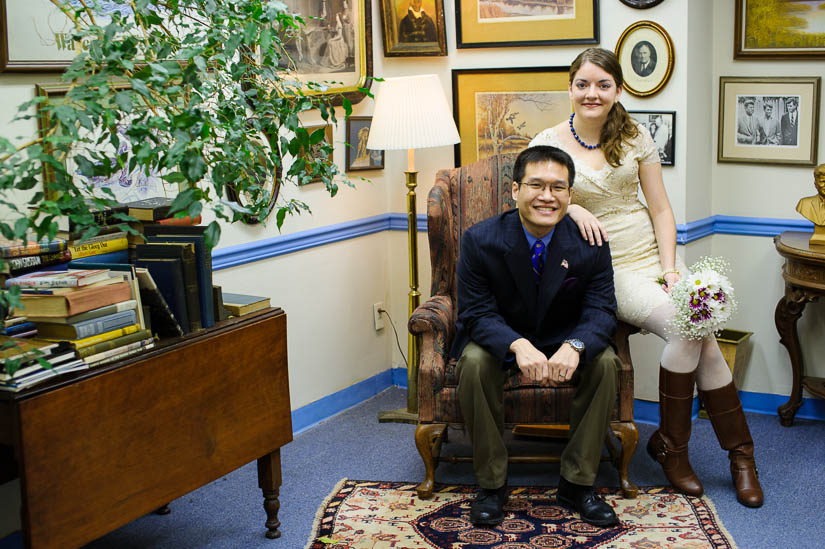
[561,259,569,269]
[561,276,579,290]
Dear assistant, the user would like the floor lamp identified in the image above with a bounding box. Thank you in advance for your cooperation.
[367,74,461,424]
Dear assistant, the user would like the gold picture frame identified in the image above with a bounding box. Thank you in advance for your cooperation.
[455,0,598,49]
[452,67,571,166]
[717,76,820,166]
[379,0,446,56]
[735,0,825,60]
[615,20,674,98]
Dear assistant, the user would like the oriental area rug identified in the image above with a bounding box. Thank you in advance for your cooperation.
[306,479,737,549]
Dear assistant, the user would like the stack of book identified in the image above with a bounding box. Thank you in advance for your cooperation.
[1,316,37,338]
[121,196,202,250]
[8,268,155,368]
[0,337,86,392]
[0,234,70,280]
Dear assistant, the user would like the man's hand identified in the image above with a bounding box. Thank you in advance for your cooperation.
[510,338,551,386]
[547,343,581,383]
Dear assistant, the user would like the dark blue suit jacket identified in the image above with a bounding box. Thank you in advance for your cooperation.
[451,209,617,366]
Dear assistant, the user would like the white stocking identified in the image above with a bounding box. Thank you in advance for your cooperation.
[637,303,732,391]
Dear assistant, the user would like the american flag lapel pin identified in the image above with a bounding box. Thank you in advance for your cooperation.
[561,259,569,269]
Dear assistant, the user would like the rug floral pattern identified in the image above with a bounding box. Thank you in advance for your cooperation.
[306,480,736,548]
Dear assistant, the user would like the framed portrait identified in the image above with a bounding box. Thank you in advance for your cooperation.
[735,0,825,60]
[379,0,446,56]
[455,0,598,49]
[298,124,335,184]
[277,0,373,105]
[629,110,675,166]
[619,0,666,8]
[36,82,179,202]
[718,76,820,166]
[615,20,674,98]
[346,117,384,171]
[452,67,571,166]
[1,0,85,72]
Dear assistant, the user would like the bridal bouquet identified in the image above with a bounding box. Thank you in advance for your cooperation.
[668,257,737,340]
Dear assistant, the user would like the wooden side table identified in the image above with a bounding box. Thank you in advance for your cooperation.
[773,231,825,426]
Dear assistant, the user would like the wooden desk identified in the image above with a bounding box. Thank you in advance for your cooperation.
[774,232,825,426]
[0,308,291,548]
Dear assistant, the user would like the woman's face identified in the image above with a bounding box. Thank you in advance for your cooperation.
[569,61,622,122]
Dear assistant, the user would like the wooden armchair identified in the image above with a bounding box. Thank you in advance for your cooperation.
[409,153,639,499]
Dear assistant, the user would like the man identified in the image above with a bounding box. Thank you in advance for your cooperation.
[453,145,621,528]
[796,164,825,226]
[398,0,437,43]
[736,98,757,144]
[757,103,781,145]
[631,43,655,77]
[781,97,799,146]
[650,115,669,161]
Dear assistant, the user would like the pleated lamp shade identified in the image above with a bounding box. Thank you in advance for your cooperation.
[366,74,460,151]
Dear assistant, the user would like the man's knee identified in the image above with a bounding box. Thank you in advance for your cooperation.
[457,342,501,386]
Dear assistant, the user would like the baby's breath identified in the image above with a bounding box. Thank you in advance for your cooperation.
[668,257,737,340]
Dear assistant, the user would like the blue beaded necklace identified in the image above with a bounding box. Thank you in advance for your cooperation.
[569,113,600,150]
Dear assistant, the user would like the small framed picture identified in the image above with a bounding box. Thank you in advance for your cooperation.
[346,117,384,171]
[615,20,674,98]
[378,0,447,57]
[299,124,334,184]
[629,111,675,166]
[718,76,820,166]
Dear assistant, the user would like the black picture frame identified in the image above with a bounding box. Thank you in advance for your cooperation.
[346,117,384,171]
[629,110,675,166]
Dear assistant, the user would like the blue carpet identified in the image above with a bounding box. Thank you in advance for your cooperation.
[3,387,824,548]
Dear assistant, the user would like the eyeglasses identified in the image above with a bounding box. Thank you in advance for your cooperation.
[521,182,570,194]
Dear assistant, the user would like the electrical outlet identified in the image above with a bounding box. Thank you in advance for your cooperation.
[373,302,385,331]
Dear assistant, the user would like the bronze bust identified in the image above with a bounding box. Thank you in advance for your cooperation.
[796,163,825,246]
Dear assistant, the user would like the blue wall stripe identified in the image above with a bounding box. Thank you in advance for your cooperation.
[677,215,812,244]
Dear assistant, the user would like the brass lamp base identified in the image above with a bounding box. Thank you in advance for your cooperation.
[378,407,419,425]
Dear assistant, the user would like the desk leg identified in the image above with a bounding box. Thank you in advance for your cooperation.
[257,450,283,539]
[774,291,810,426]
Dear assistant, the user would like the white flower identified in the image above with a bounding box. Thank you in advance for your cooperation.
[668,257,737,340]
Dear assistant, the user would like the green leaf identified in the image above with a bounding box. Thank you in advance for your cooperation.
[204,221,221,250]
[115,91,132,113]
[182,149,207,182]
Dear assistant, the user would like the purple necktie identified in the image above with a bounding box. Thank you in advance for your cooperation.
[531,240,545,282]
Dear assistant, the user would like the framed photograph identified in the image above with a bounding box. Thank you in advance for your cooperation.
[615,20,674,98]
[718,76,820,166]
[455,0,598,49]
[1,0,85,72]
[379,0,446,56]
[619,0,666,8]
[36,82,178,201]
[277,0,373,105]
[298,124,335,184]
[452,67,571,166]
[735,0,825,59]
[346,117,384,171]
[629,110,675,166]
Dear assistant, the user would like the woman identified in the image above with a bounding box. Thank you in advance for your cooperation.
[529,48,763,508]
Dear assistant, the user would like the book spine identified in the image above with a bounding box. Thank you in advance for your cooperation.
[0,322,37,336]
[157,215,202,226]
[72,309,137,340]
[6,274,88,289]
[75,329,152,358]
[68,237,128,259]
[0,240,67,259]
[5,250,72,276]
[83,338,153,364]
[86,341,155,366]
[69,324,140,349]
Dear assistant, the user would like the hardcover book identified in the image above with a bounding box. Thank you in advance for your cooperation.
[34,309,138,340]
[5,269,110,288]
[124,196,175,221]
[0,336,60,366]
[2,250,72,276]
[58,324,141,350]
[222,293,270,316]
[74,329,153,359]
[13,280,132,318]
[0,235,67,259]
[23,300,137,325]
[68,232,129,259]
[133,258,190,334]
[135,243,201,331]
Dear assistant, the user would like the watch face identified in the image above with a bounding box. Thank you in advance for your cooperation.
[567,339,584,352]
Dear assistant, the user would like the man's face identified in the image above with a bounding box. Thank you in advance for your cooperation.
[745,102,754,116]
[765,105,773,119]
[638,45,651,65]
[411,0,422,11]
[512,160,571,238]
[788,100,797,113]
[815,166,825,196]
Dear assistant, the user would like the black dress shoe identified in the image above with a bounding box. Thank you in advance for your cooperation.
[557,477,619,527]
[469,485,508,526]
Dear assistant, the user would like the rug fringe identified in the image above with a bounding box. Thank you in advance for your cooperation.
[700,494,740,549]
[304,477,349,549]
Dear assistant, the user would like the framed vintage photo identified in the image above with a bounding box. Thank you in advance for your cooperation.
[277,0,373,105]
[1,0,85,72]
[346,117,384,171]
[629,110,675,166]
[615,20,674,98]
[619,0,666,8]
[735,0,825,59]
[298,124,335,184]
[452,67,571,166]
[379,0,446,56]
[36,82,179,201]
[455,0,598,49]
[718,76,820,166]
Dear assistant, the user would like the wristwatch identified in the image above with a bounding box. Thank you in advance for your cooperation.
[564,339,585,354]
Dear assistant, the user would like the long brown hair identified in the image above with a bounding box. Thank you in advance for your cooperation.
[569,48,639,168]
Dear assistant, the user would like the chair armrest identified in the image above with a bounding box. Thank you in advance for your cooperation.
[409,296,454,422]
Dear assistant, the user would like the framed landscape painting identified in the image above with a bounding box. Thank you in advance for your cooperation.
[455,0,598,49]
[452,67,571,165]
[718,76,820,166]
[735,0,825,59]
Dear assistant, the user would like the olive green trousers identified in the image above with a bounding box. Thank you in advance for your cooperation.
[456,341,620,488]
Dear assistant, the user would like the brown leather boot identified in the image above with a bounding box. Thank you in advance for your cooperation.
[700,381,764,508]
[646,367,703,496]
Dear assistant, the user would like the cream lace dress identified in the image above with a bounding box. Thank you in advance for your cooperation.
[529,123,686,325]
